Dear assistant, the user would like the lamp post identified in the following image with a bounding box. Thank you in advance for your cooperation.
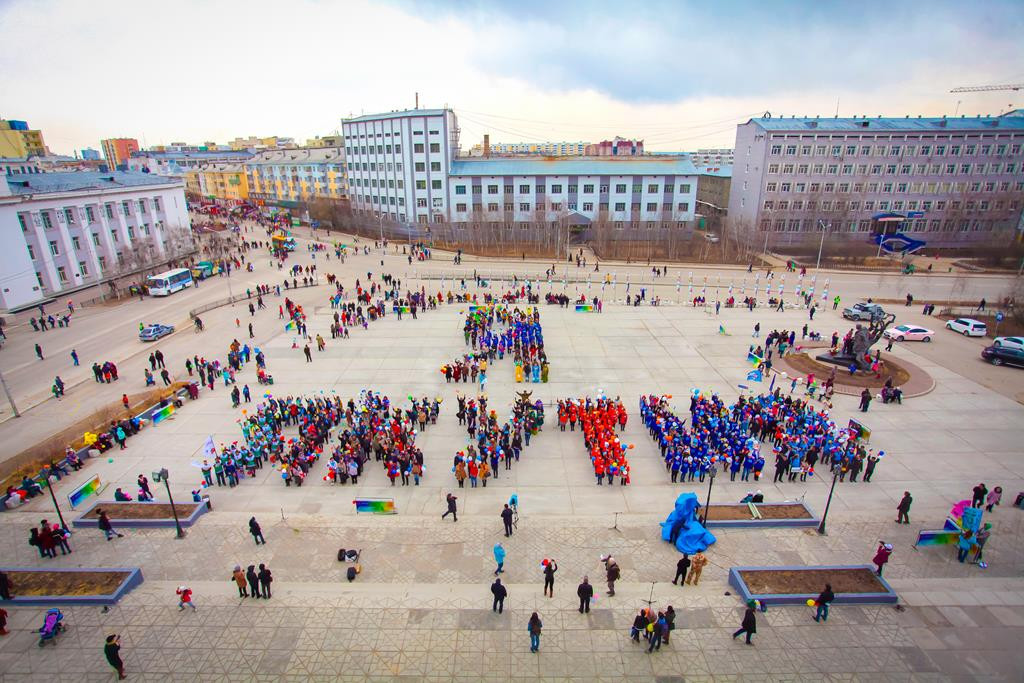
[816,465,844,535]
[159,467,185,539]
[815,220,830,274]
[699,465,717,525]
[44,475,69,533]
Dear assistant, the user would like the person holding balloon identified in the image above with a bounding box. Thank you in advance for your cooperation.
[811,584,834,622]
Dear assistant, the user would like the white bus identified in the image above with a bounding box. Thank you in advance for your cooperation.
[146,268,194,296]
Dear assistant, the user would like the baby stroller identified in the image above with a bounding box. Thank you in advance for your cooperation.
[257,369,274,385]
[38,608,66,647]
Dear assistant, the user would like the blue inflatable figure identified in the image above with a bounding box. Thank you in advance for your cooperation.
[660,492,716,554]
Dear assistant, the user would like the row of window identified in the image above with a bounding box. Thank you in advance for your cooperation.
[349,129,439,139]
[450,220,690,230]
[18,198,165,232]
[769,142,1022,157]
[759,217,1000,233]
[762,197,1018,213]
[27,222,163,260]
[347,142,443,156]
[34,242,167,289]
[765,180,1023,194]
[766,161,1022,176]
[452,201,691,213]
[455,183,693,195]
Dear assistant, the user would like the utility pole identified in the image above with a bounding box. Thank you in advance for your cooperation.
[0,370,20,418]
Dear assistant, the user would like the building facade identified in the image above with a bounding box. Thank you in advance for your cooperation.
[688,148,734,166]
[80,148,101,161]
[0,171,190,310]
[342,109,460,224]
[469,141,589,156]
[1,157,43,176]
[100,138,140,171]
[228,136,295,151]
[127,149,254,177]
[184,163,250,202]
[245,147,347,206]
[728,113,1024,248]
[585,138,644,156]
[0,120,47,157]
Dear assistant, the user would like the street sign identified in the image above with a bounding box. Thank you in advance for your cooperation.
[996,312,1005,322]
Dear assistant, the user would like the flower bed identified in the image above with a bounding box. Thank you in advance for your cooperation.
[73,500,207,528]
[0,567,143,606]
[728,565,898,605]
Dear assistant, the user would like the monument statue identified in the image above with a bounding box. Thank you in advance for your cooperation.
[816,312,896,370]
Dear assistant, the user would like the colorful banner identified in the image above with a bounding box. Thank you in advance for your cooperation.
[915,529,960,547]
[353,498,396,514]
[747,352,763,367]
[68,474,101,509]
[575,304,594,312]
[746,369,763,382]
[201,436,218,460]
[152,404,175,424]
[848,418,870,443]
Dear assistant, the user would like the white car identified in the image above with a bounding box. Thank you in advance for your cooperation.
[883,324,934,342]
[993,336,1024,352]
[945,318,987,337]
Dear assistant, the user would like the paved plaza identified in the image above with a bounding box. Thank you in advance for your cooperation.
[1,234,1024,681]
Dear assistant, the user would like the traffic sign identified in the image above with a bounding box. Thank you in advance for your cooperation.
[996,312,1005,322]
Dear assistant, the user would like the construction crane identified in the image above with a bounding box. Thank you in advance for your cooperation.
[950,84,1024,93]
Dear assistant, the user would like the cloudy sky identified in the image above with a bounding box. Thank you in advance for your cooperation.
[2,0,1022,155]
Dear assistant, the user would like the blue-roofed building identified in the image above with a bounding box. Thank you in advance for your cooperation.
[0,171,191,311]
[128,149,254,177]
[728,111,1024,250]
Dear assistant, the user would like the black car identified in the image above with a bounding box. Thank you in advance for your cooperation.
[981,345,1024,368]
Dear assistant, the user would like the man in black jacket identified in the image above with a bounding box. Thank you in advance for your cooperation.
[896,491,912,524]
[672,555,691,585]
[732,600,757,644]
[577,576,593,613]
[501,504,514,536]
[490,578,507,613]
[813,583,834,622]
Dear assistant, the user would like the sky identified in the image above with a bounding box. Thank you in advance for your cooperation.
[2,0,1023,156]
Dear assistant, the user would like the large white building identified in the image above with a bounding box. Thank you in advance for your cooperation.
[0,171,190,311]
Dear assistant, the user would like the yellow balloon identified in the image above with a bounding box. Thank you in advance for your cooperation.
[806,599,816,607]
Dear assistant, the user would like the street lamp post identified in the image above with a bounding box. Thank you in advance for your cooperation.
[699,466,717,526]
[816,465,844,535]
[44,476,69,533]
[159,467,185,539]
[815,220,830,273]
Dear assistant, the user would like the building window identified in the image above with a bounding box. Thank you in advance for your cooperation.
[429,143,440,153]
[455,185,466,195]
[519,203,531,211]
[488,185,498,194]
[41,212,52,229]
[646,202,658,211]
[770,144,782,155]
[583,184,594,193]
[121,201,130,215]
[415,162,425,172]
[632,184,642,193]
[138,199,147,214]
[414,143,424,153]
[582,202,594,211]
[432,180,442,190]
[416,180,426,190]
[677,202,690,211]
[79,261,88,276]
[71,235,81,250]
[614,202,626,211]
[27,244,35,259]
[615,184,627,193]
[64,208,75,224]
[551,202,562,211]
[57,266,68,283]
[49,240,59,255]
[766,182,778,192]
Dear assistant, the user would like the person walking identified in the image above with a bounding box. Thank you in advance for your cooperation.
[0,570,12,601]
[501,503,514,537]
[249,516,265,545]
[873,542,893,576]
[442,493,458,521]
[732,600,758,645]
[972,483,988,508]
[304,344,312,362]
[176,585,197,611]
[246,565,260,598]
[577,576,593,613]
[672,554,691,585]
[686,551,708,585]
[493,543,506,575]
[957,529,975,563]
[257,564,273,599]
[231,566,248,597]
[896,491,912,524]
[528,612,542,653]
[604,555,620,596]
[859,388,872,412]
[491,577,507,613]
[96,509,123,541]
[985,486,1002,513]
[35,343,44,360]
[104,634,127,679]
[647,612,666,653]
[813,583,834,622]
[543,559,557,597]
[71,349,79,366]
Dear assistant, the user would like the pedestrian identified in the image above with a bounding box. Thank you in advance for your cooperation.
[96,509,123,541]
[630,610,646,642]
[686,551,708,585]
[647,611,666,652]
[304,344,312,362]
[249,516,265,545]
[873,542,893,575]
[35,343,43,360]
[672,554,691,585]
[528,612,543,652]
[246,565,260,598]
[71,349,79,366]
[973,523,992,562]
[493,543,506,575]
[543,559,557,597]
[985,486,1002,512]
[896,491,912,524]
[176,585,197,611]
[732,600,758,645]
[664,605,676,644]
[441,492,458,521]
[813,583,834,622]
[104,634,126,679]
[859,388,872,412]
[577,576,593,613]
[603,555,620,596]
[972,482,988,508]
[957,529,975,563]
[491,577,507,613]
[231,565,248,597]
[257,564,273,598]
[0,570,11,601]
[501,503,514,536]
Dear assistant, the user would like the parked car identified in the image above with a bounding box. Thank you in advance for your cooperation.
[883,324,934,342]
[843,302,886,321]
[993,336,1024,352]
[945,318,987,337]
[981,345,1024,368]
[139,323,175,341]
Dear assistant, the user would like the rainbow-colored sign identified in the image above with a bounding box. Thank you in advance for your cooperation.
[68,474,101,509]
[575,304,593,312]
[353,498,396,514]
[915,529,960,547]
[152,404,175,424]
[395,306,410,313]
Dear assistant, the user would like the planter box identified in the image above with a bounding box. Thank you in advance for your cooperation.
[0,567,143,606]
[704,501,819,529]
[72,500,208,529]
[729,565,898,606]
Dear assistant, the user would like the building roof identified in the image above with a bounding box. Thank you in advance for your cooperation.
[449,156,698,177]
[747,114,1024,132]
[343,108,449,123]
[246,148,345,165]
[133,150,254,160]
[697,165,732,177]
[4,171,180,195]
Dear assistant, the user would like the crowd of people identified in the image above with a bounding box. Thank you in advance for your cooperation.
[559,398,631,485]
[451,392,545,489]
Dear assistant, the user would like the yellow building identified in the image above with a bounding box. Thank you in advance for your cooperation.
[186,163,250,201]
[0,120,47,157]
[246,147,346,205]
[305,135,344,148]
[228,136,296,151]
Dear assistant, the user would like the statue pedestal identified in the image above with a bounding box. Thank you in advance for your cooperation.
[815,352,858,368]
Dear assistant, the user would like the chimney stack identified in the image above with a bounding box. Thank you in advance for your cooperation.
[483,134,490,158]
[415,92,419,110]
